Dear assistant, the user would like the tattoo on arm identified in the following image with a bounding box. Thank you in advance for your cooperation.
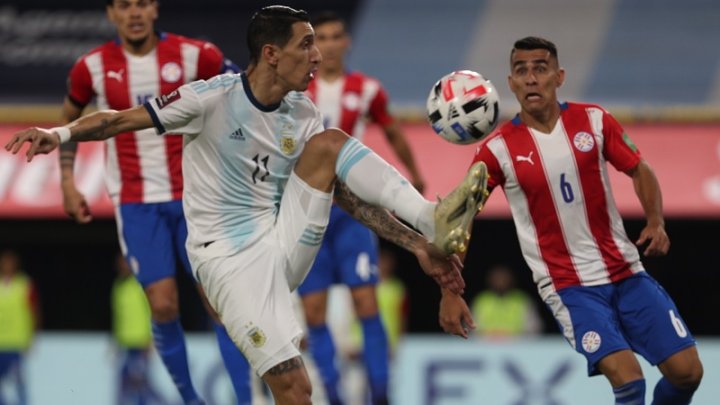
[59,142,78,181]
[73,117,117,142]
[266,356,304,376]
[334,181,421,251]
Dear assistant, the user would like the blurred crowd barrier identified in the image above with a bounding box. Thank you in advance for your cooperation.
[2,123,719,219]
[4,333,719,405]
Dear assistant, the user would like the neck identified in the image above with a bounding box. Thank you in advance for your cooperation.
[520,103,561,133]
[121,33,158,56]
[318,65,344,81]
[245,64,289,106]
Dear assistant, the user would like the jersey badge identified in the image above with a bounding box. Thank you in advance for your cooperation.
[247,326,267,348]
[581,330,602,353]
[161,62,182,83]
[156,90,182,109]
[279,121,297,155]
[280,136,297,155]
[573,132,595,152]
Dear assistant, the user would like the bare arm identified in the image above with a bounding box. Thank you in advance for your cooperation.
[627,159,669,256]
[66,105,153,142]
[333,181,465,295]
[5,105,154,161]
[59,97,83,185]
[59,98,94,223]
[383,122,425,193]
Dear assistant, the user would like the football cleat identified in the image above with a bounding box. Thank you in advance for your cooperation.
[432,161,489,255]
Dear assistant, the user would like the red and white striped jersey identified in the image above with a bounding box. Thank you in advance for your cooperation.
[67,32,225,204]
[305,71,393,141]
[473,102,645,294]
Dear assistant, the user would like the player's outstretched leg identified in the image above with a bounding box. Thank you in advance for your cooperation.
[431,161,489,255]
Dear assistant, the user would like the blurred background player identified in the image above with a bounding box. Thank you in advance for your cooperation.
[470,264,541,339]
[58,0,251,403]
[112,252,162,405]
[299,11,426,405]
[439,36,704,404]
[375,247,406,352]
[0,250,40,405]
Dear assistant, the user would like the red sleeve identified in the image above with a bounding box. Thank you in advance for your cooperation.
[196,41,225,80]
[368,84,394,127]
[472,138,505,191]
[67,57,94,107]
[601,111,641,172]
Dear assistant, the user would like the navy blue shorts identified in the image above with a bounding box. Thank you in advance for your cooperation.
[551,272,695,376]
[297,205,379,295]
[117,200,192,287]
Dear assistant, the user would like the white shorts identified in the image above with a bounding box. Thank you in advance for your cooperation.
[197,172,332,376]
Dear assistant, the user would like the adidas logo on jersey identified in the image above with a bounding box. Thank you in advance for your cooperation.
[229,128,245,141]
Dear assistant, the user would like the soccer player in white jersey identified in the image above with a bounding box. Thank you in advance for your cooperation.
[58,0,251,403]
[438,37,703,404]
[300,12,425,405]
[5,6,488,404]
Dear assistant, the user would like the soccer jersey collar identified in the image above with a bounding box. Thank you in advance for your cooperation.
[241,72,282,112]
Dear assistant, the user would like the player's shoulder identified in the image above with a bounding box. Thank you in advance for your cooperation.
[72,40,117,64]
[161,32,221,53]
[563,101,609,115]
[345,70,384,89]
[285,91,318,111]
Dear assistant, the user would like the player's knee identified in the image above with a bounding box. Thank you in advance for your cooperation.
[284,380,312,405]
[667,360,704,389]
[303,305,326,327]
[148,297,179,321]
[304,128,348,160]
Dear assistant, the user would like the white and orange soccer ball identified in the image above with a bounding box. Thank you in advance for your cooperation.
[426,70,500,145]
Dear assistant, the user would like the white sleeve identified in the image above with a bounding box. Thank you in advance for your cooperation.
[306,103,325,139]
[143,83,205,135]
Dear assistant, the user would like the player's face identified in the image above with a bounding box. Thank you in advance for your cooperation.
[106,0,158,46]
[314,21,350,71]
[508,49,565,116]
[275,22,322,91]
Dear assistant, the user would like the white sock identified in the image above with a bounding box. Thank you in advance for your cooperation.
[335,138,436,238]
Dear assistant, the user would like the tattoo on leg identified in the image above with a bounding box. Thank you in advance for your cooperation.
[267,356,304,376]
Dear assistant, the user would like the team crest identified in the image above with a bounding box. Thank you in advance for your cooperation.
[247,327,267,348]
[581,331,602,353]
[161,62,183,83]
[280,136,296,155]
[573,132,595,152]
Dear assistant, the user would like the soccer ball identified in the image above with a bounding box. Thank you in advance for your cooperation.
[426,70,500,145]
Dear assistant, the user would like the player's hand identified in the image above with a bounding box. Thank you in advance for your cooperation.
[439,291,475,339]
[636,223,670,256]
[4,127,60,162]
[414,241,465,295]
[61,184,93,224]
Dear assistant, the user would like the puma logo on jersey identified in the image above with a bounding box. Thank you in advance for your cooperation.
[106,69,124,82]
[516,151,534,165]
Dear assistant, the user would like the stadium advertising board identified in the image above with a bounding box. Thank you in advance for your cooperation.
[1,124,718,218]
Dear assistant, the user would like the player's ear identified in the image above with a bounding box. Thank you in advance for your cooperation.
[262,44,280,67]
[556,67,565,88]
